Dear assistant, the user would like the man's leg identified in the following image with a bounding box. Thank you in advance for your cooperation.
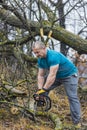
[61,74,81,124]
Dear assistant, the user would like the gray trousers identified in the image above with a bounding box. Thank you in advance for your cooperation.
[46,74,81,124]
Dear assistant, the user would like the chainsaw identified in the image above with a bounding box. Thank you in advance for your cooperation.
[33,94,51,112]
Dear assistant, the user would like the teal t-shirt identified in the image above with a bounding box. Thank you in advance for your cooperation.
[38,49,78,78]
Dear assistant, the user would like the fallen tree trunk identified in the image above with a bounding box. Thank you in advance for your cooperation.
[0,77,27,95]
[35,111,62,130]
[0,9,87,54]
[4,85,26,95]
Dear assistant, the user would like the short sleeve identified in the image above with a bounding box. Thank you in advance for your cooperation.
[48,54,60,67]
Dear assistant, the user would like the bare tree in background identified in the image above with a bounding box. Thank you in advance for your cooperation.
[0,0,87,58]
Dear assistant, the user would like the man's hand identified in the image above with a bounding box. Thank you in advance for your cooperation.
[36,88,48,96]
[36,89,46,95]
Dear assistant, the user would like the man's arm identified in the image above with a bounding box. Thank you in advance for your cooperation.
[43,65,59,90]
[38,68,46,89]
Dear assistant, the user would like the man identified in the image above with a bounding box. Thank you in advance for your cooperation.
[32,41,81,126]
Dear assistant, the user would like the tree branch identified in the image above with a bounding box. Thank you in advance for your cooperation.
[0,9,87,54]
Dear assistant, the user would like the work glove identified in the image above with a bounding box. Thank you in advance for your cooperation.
[36,88,48,96]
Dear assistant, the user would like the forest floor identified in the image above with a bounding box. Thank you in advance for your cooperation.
[0,85,87,130]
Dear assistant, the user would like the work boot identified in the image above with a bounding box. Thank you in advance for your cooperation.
[74,122,81,129]
[72,121,82,129]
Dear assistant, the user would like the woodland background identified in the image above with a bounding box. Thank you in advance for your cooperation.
[0,0,87,130]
